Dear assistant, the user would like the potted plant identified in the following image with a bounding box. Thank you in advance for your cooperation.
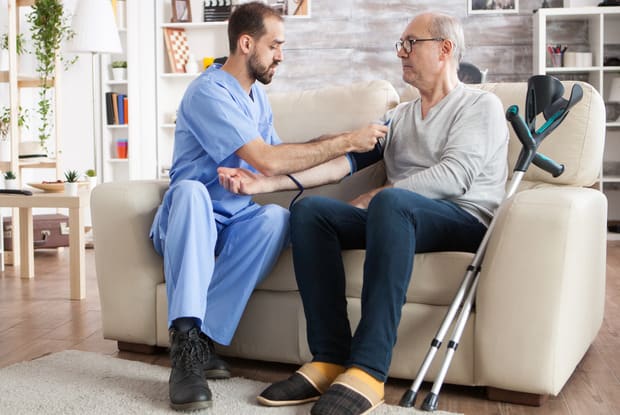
[0,106,29,162]
[0,32,27,71]
[85,168,97,189]
[27,0,76,152]
[111,60,127,81]
[3,170,18,190]
[63,169,79,196]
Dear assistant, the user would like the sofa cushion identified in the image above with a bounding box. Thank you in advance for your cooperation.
[268,80,400,144]
[258,249,473,307]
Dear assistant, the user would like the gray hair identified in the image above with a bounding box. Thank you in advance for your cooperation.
[428,13,465,65]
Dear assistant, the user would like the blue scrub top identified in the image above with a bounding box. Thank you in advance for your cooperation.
[169,64,282,220]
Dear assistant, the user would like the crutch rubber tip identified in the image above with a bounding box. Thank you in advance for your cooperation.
[421,392,439,412]
[398,390,417,407]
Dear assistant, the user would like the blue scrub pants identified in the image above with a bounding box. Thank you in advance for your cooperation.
[290,188,486,382]
[151,180,290,345]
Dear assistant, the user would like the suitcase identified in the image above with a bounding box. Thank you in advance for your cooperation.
[3,213,70,251]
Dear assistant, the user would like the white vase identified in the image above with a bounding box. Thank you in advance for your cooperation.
[0,140,11,162]
[64,182,79,196]
[112,67,127,81]
[4,178,18,190]
[87,176,97,190]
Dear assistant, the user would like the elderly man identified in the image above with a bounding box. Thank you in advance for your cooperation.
[219,11,508,415]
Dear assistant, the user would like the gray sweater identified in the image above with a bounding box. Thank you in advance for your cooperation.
[383,82,509,226]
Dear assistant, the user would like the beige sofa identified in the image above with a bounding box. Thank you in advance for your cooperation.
[91,79,607,404]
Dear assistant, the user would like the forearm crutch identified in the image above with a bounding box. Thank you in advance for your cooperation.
[400,75,583,411]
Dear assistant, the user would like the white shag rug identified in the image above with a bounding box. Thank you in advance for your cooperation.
[0,350,461,414]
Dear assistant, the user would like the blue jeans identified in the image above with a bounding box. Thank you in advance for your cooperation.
[290,188,487,381]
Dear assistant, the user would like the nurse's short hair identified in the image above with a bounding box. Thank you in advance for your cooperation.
[228,2,283,54]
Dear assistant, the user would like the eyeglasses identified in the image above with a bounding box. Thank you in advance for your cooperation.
[395,38,444,54]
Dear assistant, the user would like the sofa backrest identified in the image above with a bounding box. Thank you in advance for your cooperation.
[478,82,604,189]
[401,81,605,189]
[268,79,400,143]
[253,80,400,208]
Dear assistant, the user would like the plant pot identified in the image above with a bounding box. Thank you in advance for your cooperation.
[0,140,11,162]
[111,67,127,81]
[4,178,18,190]
[64,182,78,196]
[87,176,97,190]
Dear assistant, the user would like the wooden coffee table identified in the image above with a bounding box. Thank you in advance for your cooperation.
[0,190,89,300]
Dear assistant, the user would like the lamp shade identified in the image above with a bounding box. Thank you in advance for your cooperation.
[609,78,620,104]
[67,0,122,54]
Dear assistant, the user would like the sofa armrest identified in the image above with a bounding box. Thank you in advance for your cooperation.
[475,187,607,395]
[91,180,169,345]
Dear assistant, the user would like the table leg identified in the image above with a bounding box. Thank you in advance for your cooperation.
[18,207,34,279]
[69,206,86,300]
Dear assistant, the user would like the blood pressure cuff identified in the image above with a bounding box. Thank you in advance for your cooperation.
[346,140,384,173]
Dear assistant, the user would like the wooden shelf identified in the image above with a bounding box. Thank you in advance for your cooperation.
[160,21,227,29]
[0,72,54,87]
[19,158,58,169]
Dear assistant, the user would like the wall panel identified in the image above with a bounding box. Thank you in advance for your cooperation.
[266,0,566,93]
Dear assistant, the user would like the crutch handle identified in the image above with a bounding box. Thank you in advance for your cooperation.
[506,106,565,178]
[506,106,536,172]
[533,153,564,177]
[506,105,534,148]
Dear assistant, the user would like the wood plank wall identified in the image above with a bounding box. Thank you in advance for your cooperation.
[265,0,583,96]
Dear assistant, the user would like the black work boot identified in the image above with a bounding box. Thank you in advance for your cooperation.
[169,327,212,411]
[199,332,232,379]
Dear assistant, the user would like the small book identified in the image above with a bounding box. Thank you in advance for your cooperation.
[123,96,128,124]
[105,92,115,125]
[112,93,119,124]
[117,94,125,125]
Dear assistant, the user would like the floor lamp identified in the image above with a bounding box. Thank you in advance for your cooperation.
[67,0,122,184]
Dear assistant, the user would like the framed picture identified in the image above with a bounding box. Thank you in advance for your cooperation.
[468,0,518,14]
[163,28,190,73]
[265,0,311,18]
[171,0,192,22]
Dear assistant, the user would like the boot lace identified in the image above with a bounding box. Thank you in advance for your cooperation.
[172,328,208,377]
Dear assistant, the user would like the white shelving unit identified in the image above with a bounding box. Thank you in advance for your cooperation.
[534,6,620,225]
[155,1,229,178]
[0,0,65,266]
[98,0,158,182]
[0,0,62,183]
[100,35,129,182]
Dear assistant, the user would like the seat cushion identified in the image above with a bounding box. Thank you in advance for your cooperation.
[258,249,474,307]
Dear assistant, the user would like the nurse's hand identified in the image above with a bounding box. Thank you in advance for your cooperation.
[346,123,388,153]
[218,167,266,195]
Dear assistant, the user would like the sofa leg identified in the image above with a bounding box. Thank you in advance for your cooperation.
[117,341,165,354]
[486,387,548,406]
